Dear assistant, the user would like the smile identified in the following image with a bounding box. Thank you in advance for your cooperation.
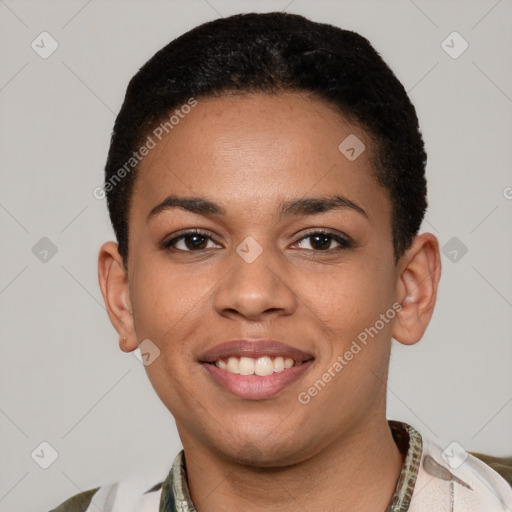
[203,358,315,400]
[211,355,303,376]
[199,338,314,400]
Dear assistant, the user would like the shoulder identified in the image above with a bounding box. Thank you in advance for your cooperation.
[469,451,512,487]
[48,473,165,512]
[47,488,99,512]
[410,434,512,511]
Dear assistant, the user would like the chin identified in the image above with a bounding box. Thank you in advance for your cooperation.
[214,434,313,469]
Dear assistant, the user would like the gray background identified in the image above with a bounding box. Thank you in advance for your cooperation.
[0,0,511,510]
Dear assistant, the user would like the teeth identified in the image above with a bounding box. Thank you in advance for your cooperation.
[255,356,273,376]
[273,356,284,373]
[214,355,303,375]
[226,357,240,374]
[239,357,255,375]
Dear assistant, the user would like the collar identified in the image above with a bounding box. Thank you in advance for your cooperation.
[159,420,423,512]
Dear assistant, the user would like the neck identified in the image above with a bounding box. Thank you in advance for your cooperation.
[179,416,405,512]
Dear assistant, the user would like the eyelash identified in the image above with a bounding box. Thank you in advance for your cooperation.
[161,228,353,253]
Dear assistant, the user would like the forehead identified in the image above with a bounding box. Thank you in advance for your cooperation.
[131,92,391,227]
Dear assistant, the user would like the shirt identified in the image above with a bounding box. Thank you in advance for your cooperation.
[48,420,512,511]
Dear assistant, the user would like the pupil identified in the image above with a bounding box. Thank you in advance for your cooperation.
[312,234,330,250]
[186,235,207,250]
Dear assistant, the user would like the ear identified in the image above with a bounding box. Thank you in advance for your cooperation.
[98,241,138,352]
[392,233,442,346]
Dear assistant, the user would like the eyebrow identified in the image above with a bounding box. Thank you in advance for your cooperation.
[146,194,368,222]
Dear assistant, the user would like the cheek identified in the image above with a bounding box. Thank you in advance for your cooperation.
[130,256,212,336]
[308,258,394,337]
[308,265,396,404]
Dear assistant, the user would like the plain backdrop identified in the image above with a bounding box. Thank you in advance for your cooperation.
[0,0,511,510]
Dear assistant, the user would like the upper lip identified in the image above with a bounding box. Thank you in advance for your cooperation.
[199,339,314,363]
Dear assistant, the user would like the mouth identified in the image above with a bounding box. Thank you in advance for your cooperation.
[205,355,307,375]
[199,339,314,400]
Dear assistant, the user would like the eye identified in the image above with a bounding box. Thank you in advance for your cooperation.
[293,230,353,251]
[162,229,221,252]
[162,228,353,253]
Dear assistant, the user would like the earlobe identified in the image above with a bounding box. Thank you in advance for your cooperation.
[392,233,442,346]
[97,242,138,352]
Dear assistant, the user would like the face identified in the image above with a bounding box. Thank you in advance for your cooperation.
[107,92,411,466]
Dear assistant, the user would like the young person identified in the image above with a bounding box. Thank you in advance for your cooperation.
[50,11,512,512]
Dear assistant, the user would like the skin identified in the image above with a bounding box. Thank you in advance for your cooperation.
[98,91,441,511]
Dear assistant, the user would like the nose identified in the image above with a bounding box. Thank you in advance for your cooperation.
[213,243,297,321]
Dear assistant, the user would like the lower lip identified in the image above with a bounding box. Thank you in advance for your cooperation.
[202,360,314,400]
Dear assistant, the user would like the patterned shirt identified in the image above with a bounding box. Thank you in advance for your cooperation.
[49,420,512,512]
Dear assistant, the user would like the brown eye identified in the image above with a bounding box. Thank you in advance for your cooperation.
[294,230,352,251]
[163,230,220,252]
[181,234,209,250]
